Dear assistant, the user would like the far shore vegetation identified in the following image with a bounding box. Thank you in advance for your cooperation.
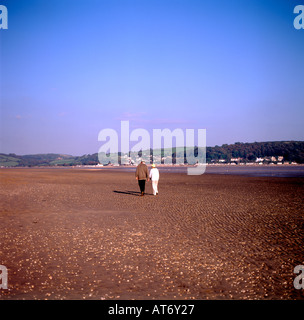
[1,141,304,167]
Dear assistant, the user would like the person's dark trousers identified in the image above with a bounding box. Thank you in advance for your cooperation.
[138,180,146,195]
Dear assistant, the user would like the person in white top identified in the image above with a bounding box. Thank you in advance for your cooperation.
[149,164,160,196]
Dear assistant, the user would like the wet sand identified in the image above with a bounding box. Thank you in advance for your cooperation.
[0,167,303,300]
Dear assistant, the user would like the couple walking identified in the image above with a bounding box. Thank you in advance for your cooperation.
[135,160,159,196]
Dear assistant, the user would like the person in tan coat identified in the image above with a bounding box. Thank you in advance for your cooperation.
[135,160,149,196]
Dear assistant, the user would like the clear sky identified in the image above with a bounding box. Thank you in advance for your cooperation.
[0,0,303,155]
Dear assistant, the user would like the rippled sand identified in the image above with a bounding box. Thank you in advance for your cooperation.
[0,168,303,300]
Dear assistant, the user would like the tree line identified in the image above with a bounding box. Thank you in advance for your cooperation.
[204,141,304,163]
[1,141,304,167]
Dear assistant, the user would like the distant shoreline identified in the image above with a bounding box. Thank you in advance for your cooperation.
[2,164,304,178]
[1,163,304,169]
[2,163,304,168]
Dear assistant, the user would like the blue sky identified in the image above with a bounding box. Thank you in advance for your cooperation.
[0,0,303,155]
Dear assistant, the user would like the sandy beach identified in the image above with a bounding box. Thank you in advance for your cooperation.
[0,167,303,300]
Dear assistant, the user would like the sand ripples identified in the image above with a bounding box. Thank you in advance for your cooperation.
[0,169,303,299]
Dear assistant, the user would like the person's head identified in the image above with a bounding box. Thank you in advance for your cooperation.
[152,164,156,168]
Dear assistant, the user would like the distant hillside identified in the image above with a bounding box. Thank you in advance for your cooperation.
[206,141,304,164]
[1,141,304,167]
[0,153,75,167]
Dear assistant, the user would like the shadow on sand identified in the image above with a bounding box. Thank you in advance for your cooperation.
[113,190,153,196]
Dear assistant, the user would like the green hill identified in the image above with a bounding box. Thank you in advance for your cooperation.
[1,141,304,167]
